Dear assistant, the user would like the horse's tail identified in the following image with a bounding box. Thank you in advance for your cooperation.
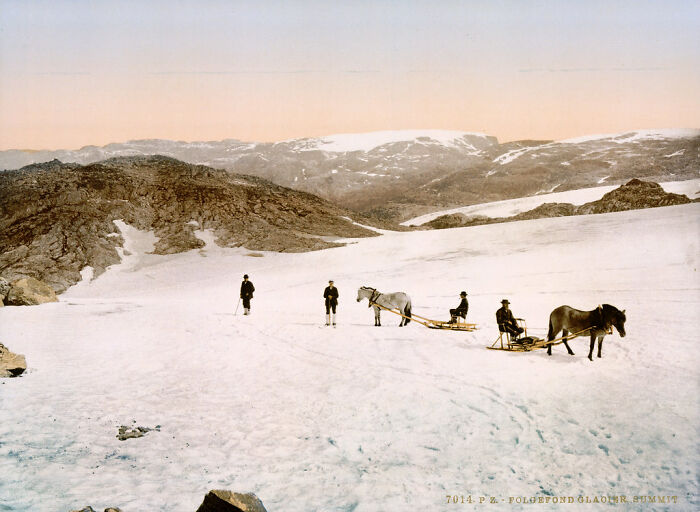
[404,300,412,324]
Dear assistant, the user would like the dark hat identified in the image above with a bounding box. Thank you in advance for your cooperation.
[501,299,510,304]
[460,291,467,297]
[243,274,249,279]
[329,279,334,283]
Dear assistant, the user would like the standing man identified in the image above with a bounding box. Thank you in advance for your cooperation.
[449,291,469,323]
[240,274,255,315]
[323,280,339,326]
[496,299,524,339]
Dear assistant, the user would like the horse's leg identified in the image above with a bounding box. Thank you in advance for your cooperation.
[560,329,575,355]
[597,336,604,358]
[588,332,595,361]
[546,321,555,355]
[546,331,557,355]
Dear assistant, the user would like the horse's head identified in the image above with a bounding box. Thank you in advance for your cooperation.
[357,286,371,302]
[604,304,626,337]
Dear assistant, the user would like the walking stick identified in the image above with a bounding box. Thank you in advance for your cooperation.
[234,297,241,315]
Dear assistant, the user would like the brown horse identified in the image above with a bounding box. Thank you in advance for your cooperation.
[547,304,626,361]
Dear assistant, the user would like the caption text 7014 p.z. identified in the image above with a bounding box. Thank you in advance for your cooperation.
[445,495,680,505]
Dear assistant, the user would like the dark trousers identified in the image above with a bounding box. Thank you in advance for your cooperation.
[450,308,466,319]
[502,321,524,337]
[325,301,337,314]
[242,297,251,309]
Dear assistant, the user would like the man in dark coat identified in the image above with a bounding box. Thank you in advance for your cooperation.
[323,280,339,326]
[240,274,255,315]
[449,291,469,323]
[496,299,524,338]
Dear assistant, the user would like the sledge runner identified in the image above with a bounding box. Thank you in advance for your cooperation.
[496,299,523,339]
[449,291,469,323]
[323,280,339,326]
[240,274,255,315]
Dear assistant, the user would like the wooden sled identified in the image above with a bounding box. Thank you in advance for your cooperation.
[369,301,478,331]
[487,318,592,352]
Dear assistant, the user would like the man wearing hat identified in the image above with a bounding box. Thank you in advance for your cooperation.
[496,299,524,338]
[240,274,255,315]
[323,280,339,326]
[449,291,469,323]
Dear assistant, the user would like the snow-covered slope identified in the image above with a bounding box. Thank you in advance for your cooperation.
[402,178,700,226]
[283,130,491,153]
[1,202,698,511]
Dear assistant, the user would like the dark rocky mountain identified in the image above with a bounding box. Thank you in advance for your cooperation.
[424,179,695,229]
[3,129,697,222]
[0,156,377,292]
[576,178,694,214]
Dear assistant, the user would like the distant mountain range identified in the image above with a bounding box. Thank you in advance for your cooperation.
[2,129,698,221]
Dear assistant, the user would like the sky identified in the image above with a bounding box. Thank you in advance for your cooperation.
[0,0,699,150]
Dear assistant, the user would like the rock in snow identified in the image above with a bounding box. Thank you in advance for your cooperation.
[0,276,10,304]
[0,343,27,378]
[67,492,267,512]
[69,507,121,512]
[5,277,58,306]
[195,490,268,512]
[116,425,159,441]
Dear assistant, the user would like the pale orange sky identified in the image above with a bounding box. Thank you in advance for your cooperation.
[1,0,699,150]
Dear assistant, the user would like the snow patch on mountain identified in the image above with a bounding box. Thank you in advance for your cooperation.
[286,130,490,153]
[493,147,535,165]
[559,128,700,144]
[665,149,685,158]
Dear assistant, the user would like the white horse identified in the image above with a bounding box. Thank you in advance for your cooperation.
[356,286,412,326]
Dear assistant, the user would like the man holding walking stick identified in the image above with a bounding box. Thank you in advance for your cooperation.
[240,274,255,315]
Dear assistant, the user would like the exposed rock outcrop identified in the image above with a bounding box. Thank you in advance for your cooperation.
[425,179,694,230]
[0,156,378,292]
[5,277,58,306]
[0,276,9,304]
[576,178,693,214]
[195,490,268,512]
[0,343,26,377]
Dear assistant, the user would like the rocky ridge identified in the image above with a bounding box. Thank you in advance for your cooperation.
[424,179,695,229]
[0,156,377,292]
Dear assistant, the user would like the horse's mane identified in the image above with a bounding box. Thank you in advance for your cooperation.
[602,303,625,318]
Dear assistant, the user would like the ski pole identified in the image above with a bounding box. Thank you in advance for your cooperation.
[234,297,241,315]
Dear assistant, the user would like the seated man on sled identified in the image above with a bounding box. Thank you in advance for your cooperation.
[496,299,524,339]
[449,291,469,323]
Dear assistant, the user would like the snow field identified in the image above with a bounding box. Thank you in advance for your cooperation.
[0,203,698,511]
